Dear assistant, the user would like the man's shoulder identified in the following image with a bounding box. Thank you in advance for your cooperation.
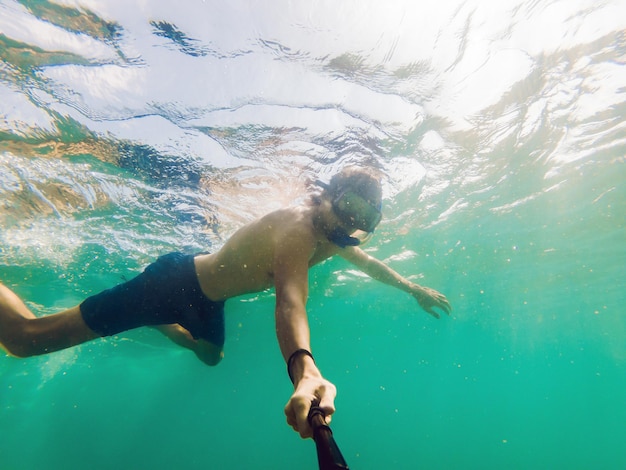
[265,207,317,243]
[263,206,311,229]
[265,205,308,218]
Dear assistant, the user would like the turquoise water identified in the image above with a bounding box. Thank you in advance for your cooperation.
[1,1,625,469]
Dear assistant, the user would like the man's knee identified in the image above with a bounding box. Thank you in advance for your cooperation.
[2,320,47,357]
[195,341,224,366]
[4,343,35,358]
[2,336,37,358]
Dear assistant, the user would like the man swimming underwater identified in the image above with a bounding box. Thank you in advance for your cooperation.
[0,166,451,438]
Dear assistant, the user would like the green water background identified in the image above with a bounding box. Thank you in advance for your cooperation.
[1,150,624,469]
[1,1,626,468]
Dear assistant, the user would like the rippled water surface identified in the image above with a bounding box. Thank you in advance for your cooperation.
[1,1,625,469]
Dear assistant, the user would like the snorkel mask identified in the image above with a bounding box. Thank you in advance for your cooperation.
[317,180,382,248]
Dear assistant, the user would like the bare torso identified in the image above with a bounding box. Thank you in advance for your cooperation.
[194,205,338,301]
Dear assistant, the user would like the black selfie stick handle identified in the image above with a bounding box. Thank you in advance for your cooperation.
[308,402,350,470]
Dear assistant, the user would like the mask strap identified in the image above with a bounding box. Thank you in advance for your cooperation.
[315,179,330,190]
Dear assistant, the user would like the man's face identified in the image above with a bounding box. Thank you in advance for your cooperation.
[332,189,382,233]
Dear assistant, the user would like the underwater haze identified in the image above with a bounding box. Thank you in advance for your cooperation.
[1,0,625,469]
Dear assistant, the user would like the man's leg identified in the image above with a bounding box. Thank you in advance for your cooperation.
[153,324,224,366]
[0,283,100,357]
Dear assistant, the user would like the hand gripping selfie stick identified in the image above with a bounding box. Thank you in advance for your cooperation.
[308,401,350,470]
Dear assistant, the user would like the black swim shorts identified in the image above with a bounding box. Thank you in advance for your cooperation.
[80,252,225,346]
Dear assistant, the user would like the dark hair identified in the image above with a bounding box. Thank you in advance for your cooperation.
[326,166,382,205]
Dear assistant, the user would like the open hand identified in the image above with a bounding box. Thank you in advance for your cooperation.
[411,284,452,319]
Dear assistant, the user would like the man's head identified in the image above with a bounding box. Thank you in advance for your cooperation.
[325,167,382,232]
[316,167,383,247]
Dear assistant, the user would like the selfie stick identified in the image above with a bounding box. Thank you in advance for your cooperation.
[308,402,349,470]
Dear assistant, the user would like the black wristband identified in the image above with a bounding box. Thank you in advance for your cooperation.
[287,348,315,384]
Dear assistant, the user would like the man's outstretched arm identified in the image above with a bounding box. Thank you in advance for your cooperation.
[338,246,452,318]
[273,228,337,439]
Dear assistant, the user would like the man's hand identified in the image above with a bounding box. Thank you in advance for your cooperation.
[411,284,452,319]
[284,376,337,439]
